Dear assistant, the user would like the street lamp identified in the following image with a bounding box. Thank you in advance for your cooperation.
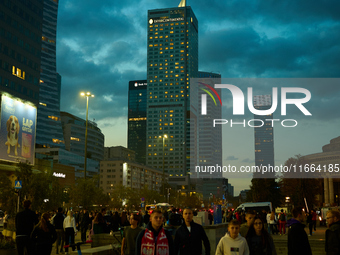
[160,134,168,199]
[80,91,94,179]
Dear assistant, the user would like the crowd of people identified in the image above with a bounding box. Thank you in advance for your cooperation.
[7,199,340,255]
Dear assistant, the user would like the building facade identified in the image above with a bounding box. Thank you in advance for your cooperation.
[104,146,135,161]
[302,136,340,206]
[253,95,275,178]
[0,0,43,105]
[196,72,222,178]
[146,4,198,183]
[36,0,65,148]
[100,159,164,195]
[60,111,104,162]
[36,147,99,179]
[128,80,147,164]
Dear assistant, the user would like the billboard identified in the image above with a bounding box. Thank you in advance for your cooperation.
[0,95,37,164]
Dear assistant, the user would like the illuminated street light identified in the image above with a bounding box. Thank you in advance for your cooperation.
[80,91,94,179]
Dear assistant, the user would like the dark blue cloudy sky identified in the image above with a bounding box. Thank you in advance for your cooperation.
[56,0,340,193]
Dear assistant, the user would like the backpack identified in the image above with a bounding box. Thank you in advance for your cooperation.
[279,213,285,221]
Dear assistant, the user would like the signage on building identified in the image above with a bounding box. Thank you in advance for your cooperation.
[149,17,184,24]
[0,95,37,164]
[53,172,66,178]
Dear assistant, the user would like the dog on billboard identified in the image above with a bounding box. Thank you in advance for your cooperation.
[5,115,20,156]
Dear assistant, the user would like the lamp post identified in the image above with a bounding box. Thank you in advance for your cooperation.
[161,134,168,199]
[80,92,94,179]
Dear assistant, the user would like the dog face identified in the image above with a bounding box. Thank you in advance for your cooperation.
[7,115,20,140]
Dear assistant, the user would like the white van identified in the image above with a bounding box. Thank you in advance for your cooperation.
[236,202,272,213]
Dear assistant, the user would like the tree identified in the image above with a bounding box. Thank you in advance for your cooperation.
[0,173,17,214]
[68,175,107,209]
[247,178,283,208]
[280,155,322,208]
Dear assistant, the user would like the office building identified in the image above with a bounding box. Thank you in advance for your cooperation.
[99,159,164,195]
[36,147,99,179]
[196,71,222,178]
[60,111,104,162]
[146,3,198,184]
[36,0,65,148]
[104,146,135,161]
[128,80,147,164]
[253,95,275,178]
[0,0,43,105]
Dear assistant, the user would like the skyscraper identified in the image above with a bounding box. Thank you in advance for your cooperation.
[197,72,222,178]
[0,0,43,105]
[253,95,275,178]
[128,80,147,164]
[146,3,198,184]
[36,0,65,148]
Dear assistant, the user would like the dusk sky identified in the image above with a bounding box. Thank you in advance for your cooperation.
[56,0,340,194]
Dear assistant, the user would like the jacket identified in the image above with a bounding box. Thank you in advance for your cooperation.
[174,220,210,255]
[287,218,312,255]
[326,220,340,255]
[15,209,39,236]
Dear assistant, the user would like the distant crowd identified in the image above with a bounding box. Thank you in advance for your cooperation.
[3,200,340,255]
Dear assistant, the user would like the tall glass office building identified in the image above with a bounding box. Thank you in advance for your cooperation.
[253,95,275,178]
[36,0,65,148]
[146,4,198,182]
[128,80,147,165]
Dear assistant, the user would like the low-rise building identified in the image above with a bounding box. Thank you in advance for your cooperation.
[99,159,164,195]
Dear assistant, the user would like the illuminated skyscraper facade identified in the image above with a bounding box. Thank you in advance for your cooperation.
[36,0,65,148]
[128,80,147,164]
[253,95,275,178]
[146,5,198,183]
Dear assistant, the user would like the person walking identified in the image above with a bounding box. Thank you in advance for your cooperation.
[31,212,57,255]
[245,215,277,255]
[136,210,174,255]
[121,213,142,255]
[79,208,90,242]
[51,207,65,254]
[15,199,39,255]
[240,210,256,237]
[174,207,210,255]
[278,209,286,235]
[325,210,340,255]
[287,207,312,255]
[215,219,249,255]
[63,211,77,255]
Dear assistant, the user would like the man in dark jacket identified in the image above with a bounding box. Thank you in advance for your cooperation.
[287,206,312,255]
[136,210,174,255]
[174,208,210,255]
[325,210,340,255]
[80,208,90,242]
[51,207,65,254]
[15,199,39,255]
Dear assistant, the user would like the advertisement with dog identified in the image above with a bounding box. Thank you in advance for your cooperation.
[0,95,37,164]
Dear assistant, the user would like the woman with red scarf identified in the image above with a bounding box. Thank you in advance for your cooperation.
[136,210,174,255]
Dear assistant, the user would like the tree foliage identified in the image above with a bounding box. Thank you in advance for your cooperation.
[68,176,110,209]
[280,155,322,208]
[247,178,283,208]
[0,173,17,214]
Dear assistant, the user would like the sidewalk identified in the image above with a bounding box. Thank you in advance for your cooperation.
[51,231,93,255]
[271,225,327,241]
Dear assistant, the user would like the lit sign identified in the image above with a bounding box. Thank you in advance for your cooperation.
[0,95,37,164]
[149,17,184,24]
[134,82,147,87]
[53,172,66,178]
